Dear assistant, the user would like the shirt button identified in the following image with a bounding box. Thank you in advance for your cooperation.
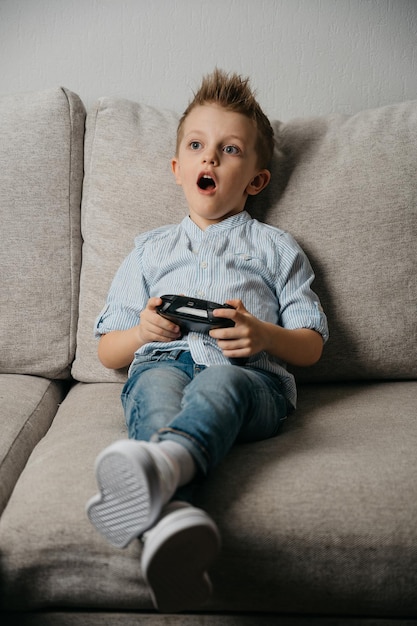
[200,261,208,269]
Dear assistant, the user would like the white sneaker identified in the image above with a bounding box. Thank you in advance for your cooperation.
[86,440,177,548]
[141,501,221,613]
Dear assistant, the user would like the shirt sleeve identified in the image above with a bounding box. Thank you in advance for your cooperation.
[277,233,329,343]
[94,234,149,338]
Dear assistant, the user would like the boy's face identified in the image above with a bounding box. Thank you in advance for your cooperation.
[172,104,270,230]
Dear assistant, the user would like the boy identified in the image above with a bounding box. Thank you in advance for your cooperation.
[87,69,328,613]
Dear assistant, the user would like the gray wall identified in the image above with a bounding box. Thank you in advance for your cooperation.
[1,0,416,119]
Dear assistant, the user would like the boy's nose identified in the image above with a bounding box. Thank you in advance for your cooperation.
[202,152,218,165]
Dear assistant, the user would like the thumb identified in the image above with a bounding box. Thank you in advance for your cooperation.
[225,298,246,312]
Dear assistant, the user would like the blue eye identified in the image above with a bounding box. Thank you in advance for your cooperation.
[223,145,239,155]
[190,141,202,150]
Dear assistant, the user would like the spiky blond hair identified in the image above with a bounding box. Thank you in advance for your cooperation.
[176,69,274,169]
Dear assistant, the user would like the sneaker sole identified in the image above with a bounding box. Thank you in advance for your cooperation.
[142,507,221,613]
[86,441,161,548]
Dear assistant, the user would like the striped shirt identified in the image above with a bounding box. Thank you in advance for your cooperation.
[95,211,328,408]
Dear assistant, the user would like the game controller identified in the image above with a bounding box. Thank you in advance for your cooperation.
[156,295,235,333]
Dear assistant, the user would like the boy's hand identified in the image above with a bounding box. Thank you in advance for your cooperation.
[138,297,181,345]
[210,298,324,367]
[98,297,181,370]
[210,299,267,360]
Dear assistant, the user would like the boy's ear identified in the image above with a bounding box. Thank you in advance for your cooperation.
[171,158,182,185]
[246,169,271,196]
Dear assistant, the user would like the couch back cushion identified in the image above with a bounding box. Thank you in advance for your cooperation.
[72,97,417,384]
[0,88,85,379]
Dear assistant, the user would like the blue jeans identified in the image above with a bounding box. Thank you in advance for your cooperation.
[121,351,289,476]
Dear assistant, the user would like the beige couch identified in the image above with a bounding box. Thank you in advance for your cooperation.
[0,86,416,625]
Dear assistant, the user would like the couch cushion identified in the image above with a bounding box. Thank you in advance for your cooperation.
[271,103,417,383]
[0,374,66,514]
[0,382,150,611]
[0,88,85,379]
[0,381,416,617]
[73,98,183,383]
[73,98,417,384]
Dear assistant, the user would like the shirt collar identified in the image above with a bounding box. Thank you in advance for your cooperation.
[182,211,251,238]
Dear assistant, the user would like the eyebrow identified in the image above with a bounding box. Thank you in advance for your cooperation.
[183,131,246,144]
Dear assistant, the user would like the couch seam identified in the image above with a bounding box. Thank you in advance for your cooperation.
[61,87,84,378]
[0,380,63,509]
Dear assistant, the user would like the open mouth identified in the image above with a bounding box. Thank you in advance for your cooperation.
[197,174,216,192]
